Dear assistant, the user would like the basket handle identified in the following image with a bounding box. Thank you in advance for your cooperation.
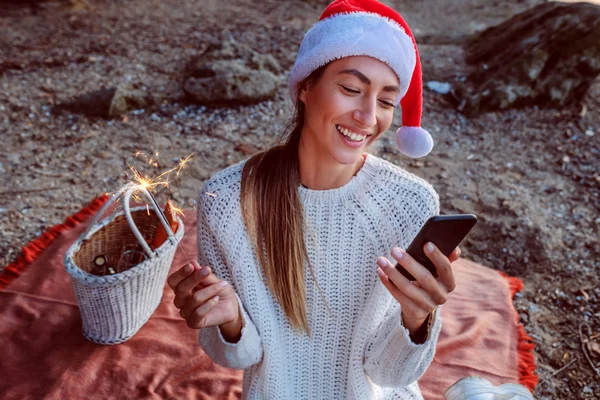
[80,184,177,260]
[122,186,176,259]
[79,185,129,242]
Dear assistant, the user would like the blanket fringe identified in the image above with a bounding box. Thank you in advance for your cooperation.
[499,271,539,392]
[0,194,109,291]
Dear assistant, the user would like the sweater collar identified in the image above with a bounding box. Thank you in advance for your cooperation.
[298,153,378,203]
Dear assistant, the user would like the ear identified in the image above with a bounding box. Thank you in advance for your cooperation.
[297,81,309,104]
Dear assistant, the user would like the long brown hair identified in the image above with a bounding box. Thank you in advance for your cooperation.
[240,66,329,336]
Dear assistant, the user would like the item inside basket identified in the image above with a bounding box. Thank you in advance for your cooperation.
[150,200,179,250]
[76,201,178,276]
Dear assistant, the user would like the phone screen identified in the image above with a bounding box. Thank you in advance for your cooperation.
[396,214,477,281]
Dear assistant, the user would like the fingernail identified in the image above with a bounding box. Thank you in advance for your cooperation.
[377,267,385,277]
[391,248,403,259]
[213,295,219,302]
[377,257,387,268]
[426,242,435,253]
[184,264,192,273]
[199,268,209,277]
[219,281,228,287]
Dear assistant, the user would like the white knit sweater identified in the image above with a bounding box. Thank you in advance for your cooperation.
[196,153,442,399]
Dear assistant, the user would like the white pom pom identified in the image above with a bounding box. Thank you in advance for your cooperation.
[395,126,434,158]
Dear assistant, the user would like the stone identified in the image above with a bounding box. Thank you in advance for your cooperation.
[54,87,116,118]
[426,81,451,95]
[184,63,279,106]
[183,40,281,106]
[54,83,160,118]
[190,39,281,75]
[108,83,157,117]
[450,2,600,116]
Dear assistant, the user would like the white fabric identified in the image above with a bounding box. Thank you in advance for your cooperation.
[289,12,416,105]
[197,153,442,399]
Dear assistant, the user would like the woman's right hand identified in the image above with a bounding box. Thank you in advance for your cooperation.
[167,261,240,330]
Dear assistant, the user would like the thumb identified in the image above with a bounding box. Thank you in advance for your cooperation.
[192,266,221,292]
[448,247,462,263]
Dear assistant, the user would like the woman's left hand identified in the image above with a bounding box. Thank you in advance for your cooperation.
[376,244,461,336]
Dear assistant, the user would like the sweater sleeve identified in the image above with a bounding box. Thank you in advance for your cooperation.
[196,187,264,370]
[363,302,443,387]
[363,172,443,387]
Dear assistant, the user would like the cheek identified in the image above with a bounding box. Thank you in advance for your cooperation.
[308,91,350,124]
[369,111,395,142]
[378,111,395,132]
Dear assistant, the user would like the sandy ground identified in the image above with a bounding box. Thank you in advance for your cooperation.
[1,0,599,398]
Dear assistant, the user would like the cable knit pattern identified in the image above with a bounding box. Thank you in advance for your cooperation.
[197,153,442,399]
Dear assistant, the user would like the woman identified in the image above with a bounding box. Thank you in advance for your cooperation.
[168,0,458,398]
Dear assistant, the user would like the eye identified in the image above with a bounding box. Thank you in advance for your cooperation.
[340,85,359,94]
[379,100,395,109]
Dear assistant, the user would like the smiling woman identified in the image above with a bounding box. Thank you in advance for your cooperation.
[167,1,458,399]
[298,57,399,181]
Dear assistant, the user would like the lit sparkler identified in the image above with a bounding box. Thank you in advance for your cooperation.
[144,187,191,266]
[114,151,197,266]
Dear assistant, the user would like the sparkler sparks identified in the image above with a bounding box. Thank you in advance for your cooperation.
[111,151,197,266]
[152,153,195,183]
[133,150,161,168]
[170,203,186,218]
[176,154,194,176]
[127,164,169,190]
[125,164,170,203]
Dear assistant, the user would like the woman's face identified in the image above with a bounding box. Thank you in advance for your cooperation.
[298,56,399,165]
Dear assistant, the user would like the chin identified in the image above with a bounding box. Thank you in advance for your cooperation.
[330,147,365,165]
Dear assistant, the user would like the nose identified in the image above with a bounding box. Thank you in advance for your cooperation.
[351,97,377,128]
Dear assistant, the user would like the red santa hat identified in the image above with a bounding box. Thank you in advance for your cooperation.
[289,0,433,158]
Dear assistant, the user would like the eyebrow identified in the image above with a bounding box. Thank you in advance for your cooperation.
[338,69,400,93]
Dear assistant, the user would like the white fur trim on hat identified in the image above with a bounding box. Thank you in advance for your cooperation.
[289,12,416,106]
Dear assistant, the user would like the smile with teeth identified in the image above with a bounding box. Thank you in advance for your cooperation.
[336,125,369,142]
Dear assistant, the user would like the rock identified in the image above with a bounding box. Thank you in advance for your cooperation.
[450,2,600,116]
[190,39,282,75]
[108,83,157,117]
[54,87,116,118]
[184,65,279,106]
[54,83,159,118]
[426,81,451,95]
[183,40,281,106]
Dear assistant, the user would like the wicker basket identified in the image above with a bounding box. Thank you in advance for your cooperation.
[65,185,184,345]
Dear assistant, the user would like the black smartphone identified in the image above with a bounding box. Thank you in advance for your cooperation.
[395,214,478,281]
